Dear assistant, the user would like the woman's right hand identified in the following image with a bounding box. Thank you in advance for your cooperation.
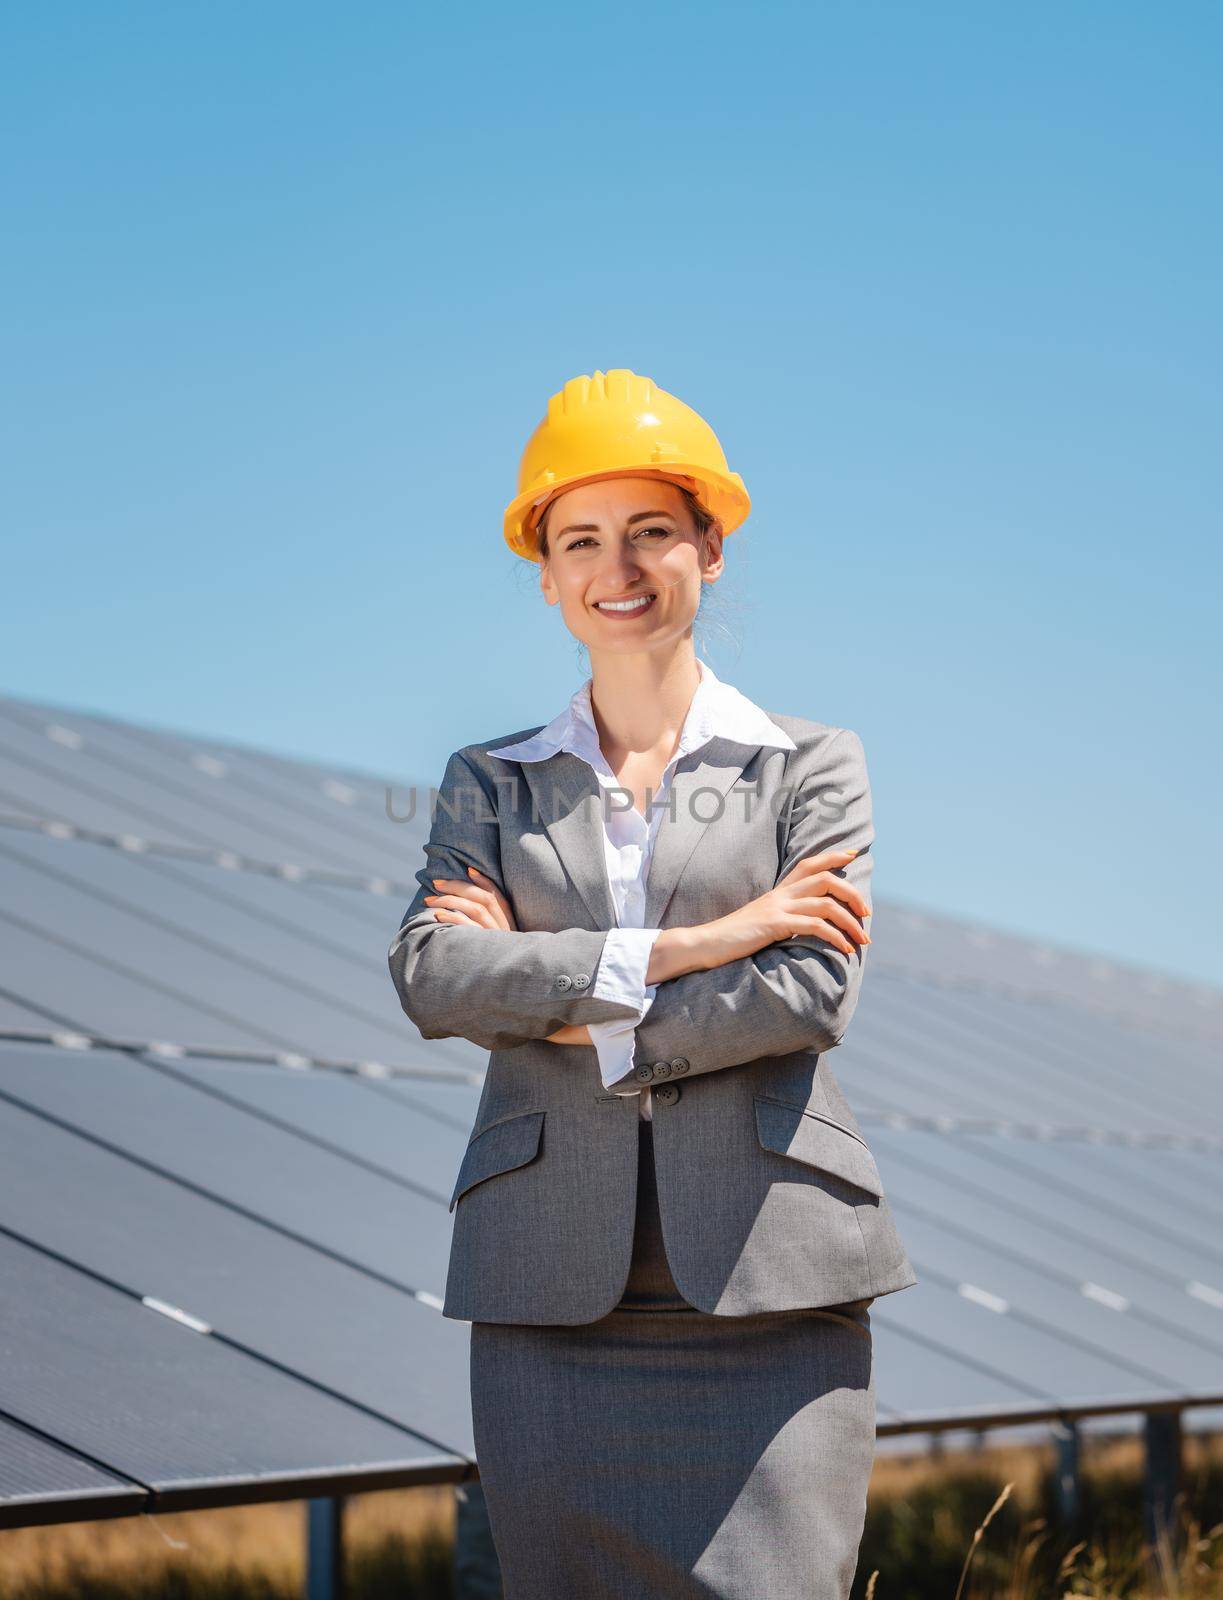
[646,847,870,982]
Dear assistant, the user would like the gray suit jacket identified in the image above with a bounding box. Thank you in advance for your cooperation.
[388,713,918,1324]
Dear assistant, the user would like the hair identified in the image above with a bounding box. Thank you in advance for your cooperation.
[533,481,718,563]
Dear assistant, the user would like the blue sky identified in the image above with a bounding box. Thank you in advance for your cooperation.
[3,2,1220,986]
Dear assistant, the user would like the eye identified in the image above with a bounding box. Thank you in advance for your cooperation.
[563,525,673,553]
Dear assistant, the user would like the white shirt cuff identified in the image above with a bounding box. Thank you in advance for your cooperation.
[591,927,664,1009]
[588,928,663,1092]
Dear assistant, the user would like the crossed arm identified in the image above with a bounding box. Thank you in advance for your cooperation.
[388,748,649,1052]
[389,730,874,1073]
[608,727,874,1083]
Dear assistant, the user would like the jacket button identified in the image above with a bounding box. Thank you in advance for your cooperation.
[573,973,590,988]
[652,1060,672,1079]
[634,1062,654,1083]
[654,1083,681,1107]
[669,1057,690,1075]
[555,974,573,990]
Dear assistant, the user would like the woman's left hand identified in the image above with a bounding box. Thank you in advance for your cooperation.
[423,867,518,931]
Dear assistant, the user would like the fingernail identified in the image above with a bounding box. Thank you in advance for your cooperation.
[844,848,858,856]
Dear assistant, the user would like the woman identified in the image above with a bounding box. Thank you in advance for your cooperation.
[388,368,918,1599]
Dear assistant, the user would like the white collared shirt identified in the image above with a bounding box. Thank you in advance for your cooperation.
[490,658,796,1118]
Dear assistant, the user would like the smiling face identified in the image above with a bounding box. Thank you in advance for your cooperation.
[537,475,724,656]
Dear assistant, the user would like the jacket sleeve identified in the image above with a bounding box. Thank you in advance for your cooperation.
[388,747,648,1052]
[603,727,875,1087]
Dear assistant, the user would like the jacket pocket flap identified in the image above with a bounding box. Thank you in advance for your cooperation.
[754,1097,884,1199]
[448,1109,545,1213]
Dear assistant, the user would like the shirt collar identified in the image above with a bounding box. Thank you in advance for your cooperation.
[488,658,797,769]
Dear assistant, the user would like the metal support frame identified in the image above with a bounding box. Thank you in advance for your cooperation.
[1051,1418,1081,1529]
[455,1479,503,1599]
[306,1496,345,1600]
[1143,1409,1184,1562]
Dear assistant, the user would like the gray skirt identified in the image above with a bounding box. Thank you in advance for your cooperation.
[470,1116,877,1599]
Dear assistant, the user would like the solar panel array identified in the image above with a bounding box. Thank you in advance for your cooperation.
[1,689,1221,1526]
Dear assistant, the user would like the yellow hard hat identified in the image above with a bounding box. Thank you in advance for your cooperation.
[503,368,751,562]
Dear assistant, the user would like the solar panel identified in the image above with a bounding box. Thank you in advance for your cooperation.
[0,702,406,875]
[0,1416,142,1528]
[0,1088,473,1457]
[868,1126,1223,1347]
[0,832,478,1071]
[0,1043,454,1298]
[870,1315,1053,1426]
[0,696,429,880]
[880,1210,1222,1397]
[171,1055,475,1202]
[0,993,58,1031]
[868,899,1223,1046]
[836,973,1223,1142]
[0,1234,455,1508]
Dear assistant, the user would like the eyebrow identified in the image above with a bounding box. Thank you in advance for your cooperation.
[556,509,677,538]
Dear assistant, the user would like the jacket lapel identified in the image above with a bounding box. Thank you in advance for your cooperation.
[519,752,618,930]
[643,738,759,925]
[518,738,760,932]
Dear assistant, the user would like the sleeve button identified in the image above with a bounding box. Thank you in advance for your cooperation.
[573,972,590,988]
[555,974,573,991]
[634,1063,654,1083]
[669,1057,690,1074]
[652,1060,672,1079]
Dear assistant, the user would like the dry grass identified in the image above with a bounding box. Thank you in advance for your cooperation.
[1,1431,1220,1599]
[860,1428,1223,1600]
[0,1484,454,1599]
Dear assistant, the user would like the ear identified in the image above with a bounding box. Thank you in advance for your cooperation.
[539,560,560,606]
[700,525,726,583]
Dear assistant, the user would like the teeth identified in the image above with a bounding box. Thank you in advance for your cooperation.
[596,595,655,612]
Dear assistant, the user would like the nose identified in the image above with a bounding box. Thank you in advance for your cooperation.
[598,534,648,588]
